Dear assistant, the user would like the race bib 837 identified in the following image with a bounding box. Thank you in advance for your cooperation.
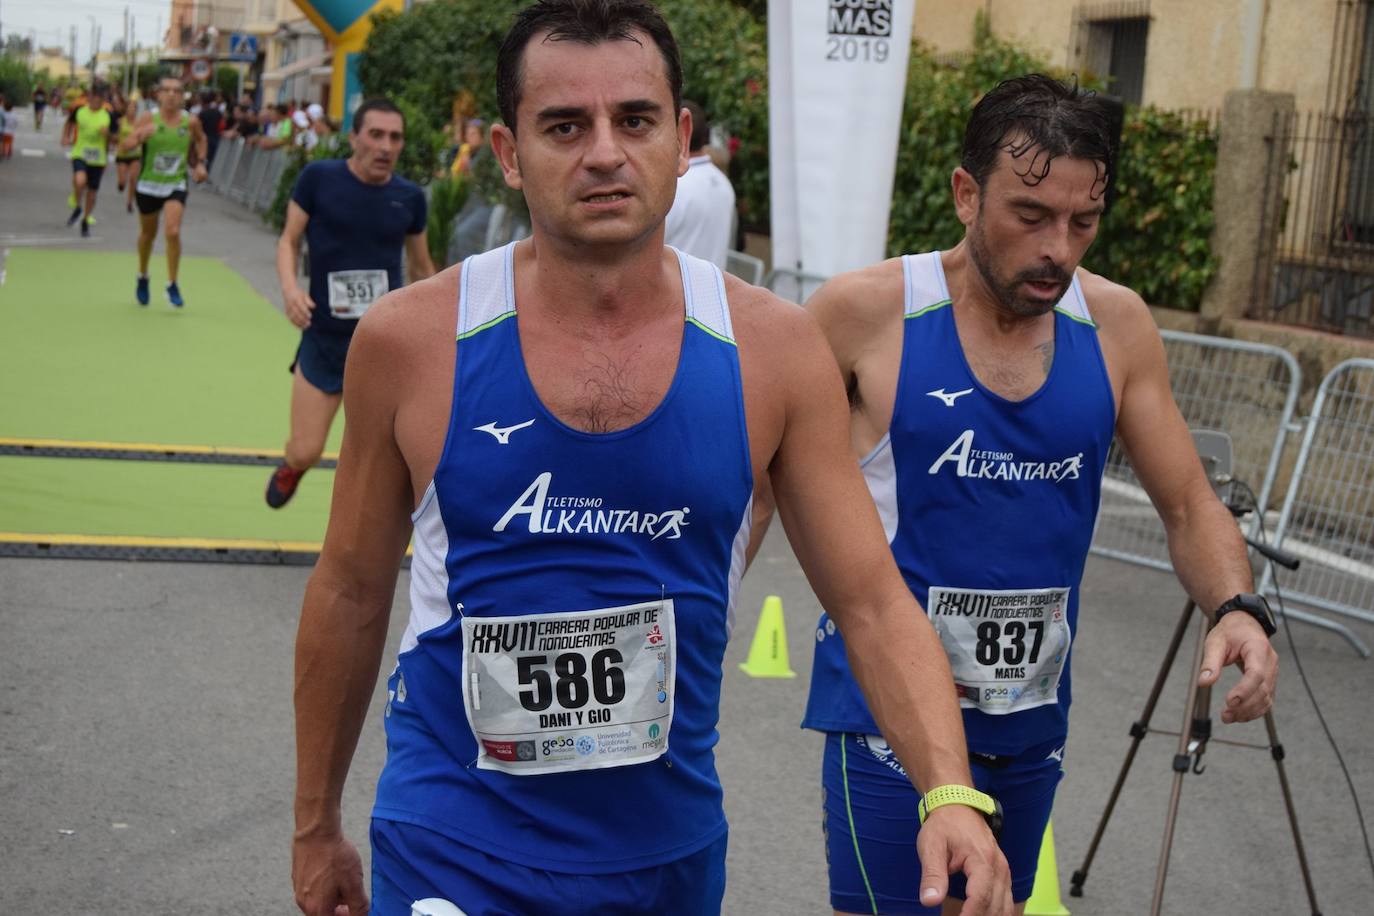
[927,586,1072,715]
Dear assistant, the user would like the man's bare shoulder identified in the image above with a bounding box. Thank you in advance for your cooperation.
[804,257,906,327]
[1077,267,1157,341]
[724,273,824,357]
[353,262,461,360]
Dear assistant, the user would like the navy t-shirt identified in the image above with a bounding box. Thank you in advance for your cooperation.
[292,158,427,336]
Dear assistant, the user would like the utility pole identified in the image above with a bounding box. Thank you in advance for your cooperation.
[123,8,130,96]
[69,25,77,83]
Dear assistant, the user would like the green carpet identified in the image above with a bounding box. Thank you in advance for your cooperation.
[0,456,334,541]
[0,249,341,546]
[0,248,342,451]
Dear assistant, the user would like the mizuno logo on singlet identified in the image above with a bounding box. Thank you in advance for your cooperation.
[927,387,974,407]
[474,419,535,444]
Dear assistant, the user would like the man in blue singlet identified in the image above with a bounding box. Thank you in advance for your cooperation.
[794,76,1280,915]
[290,3,1011,915]
[266,97,436,508]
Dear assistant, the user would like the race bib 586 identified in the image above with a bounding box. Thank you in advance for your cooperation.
[461,600,676,775]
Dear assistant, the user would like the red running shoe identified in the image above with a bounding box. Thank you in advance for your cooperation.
[266,463,307,508]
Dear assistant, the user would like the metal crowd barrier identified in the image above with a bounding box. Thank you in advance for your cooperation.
[1261,359,1374,655]
[725,250,765,286]
[208,137,287,214]
[764,266,831,304]
[1091,331,1302,572]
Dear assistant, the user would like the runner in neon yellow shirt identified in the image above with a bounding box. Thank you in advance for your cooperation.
[61,83,113,237]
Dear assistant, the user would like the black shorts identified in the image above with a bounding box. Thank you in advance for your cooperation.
[115,154,140,164]
[71,159,105,190]
[135,189,189,214]
[290,328,354,395]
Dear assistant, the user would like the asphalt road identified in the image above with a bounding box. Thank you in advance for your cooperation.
[3,114,1373,915]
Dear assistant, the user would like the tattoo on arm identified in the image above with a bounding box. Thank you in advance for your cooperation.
[1036,339,1055,375]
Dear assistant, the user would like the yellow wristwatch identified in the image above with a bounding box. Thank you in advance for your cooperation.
[918,785,1004,837]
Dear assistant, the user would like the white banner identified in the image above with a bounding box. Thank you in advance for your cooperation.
[768,0,916,303]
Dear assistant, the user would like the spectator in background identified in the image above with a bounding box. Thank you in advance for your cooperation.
[450,118,486,177]
[0,99,16,161]
[199,90,224,166]
[260,103,294,150]
[306,103,333,140]
[663,99,736,270]
[292,109,316,151]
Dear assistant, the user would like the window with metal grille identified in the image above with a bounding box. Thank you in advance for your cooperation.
[1084,17,1150,105]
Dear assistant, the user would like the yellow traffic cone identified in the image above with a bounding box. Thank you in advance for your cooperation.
[1024,819,1070,915]
[738,595,797,678]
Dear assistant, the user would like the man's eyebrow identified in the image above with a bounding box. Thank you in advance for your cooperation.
[1007,196,1105,219]
[535,105,587,123]
[617,99,662,115]
[534,99,664,122]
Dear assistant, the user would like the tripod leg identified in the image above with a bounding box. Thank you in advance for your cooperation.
[1265,712,1323,915]
[1071,600,1197,898]
[1150,614,1211,916]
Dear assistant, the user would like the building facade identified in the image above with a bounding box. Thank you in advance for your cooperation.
[914,0,1367,115]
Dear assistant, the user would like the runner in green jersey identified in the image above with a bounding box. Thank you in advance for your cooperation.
[61,83,113,237]
[120,76,207,308]
[114,95,142,214]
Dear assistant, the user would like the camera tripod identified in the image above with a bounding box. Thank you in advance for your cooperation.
[1066,589,1322,915]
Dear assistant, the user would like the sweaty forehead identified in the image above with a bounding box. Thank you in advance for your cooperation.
[517,31,671,120]
[987,146,1106,202]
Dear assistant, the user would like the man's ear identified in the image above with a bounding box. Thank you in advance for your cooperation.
[490,123,522,190]
[951,167,980,228]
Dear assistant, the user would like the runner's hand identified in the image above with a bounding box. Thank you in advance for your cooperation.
[192,163,208,183]
[292,829,367,916]
[285,286,316,329]
[1199,612,1278,723]
[916,804,1012,915]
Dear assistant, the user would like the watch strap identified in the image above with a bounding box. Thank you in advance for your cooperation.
[1214,593,1277,636]
[917,784,997,823]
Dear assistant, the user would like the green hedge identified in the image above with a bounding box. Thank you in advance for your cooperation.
[0,55,34,107]
[353,3,1217,309]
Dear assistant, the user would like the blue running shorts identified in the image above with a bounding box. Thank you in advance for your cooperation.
[289,327,353,395]
[371,817,728,916]
[821,732,1065,914]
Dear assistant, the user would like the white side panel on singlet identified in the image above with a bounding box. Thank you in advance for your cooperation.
[402,483,453,654]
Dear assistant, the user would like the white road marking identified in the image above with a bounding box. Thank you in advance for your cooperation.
[20,148,46,158]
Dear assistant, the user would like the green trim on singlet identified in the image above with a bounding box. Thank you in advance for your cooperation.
[686,315,737,346]
[456,309,516,341]
[1054,305,1098,328]
[907,298,953,319]
[842,737,881,915]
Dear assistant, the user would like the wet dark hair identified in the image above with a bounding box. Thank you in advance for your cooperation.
[352,97,404,134]
[961,74,1115,201]
[496,0,683,133]
[684,99,709,151]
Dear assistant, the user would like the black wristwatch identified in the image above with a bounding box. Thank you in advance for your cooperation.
[1213,593,1277,637]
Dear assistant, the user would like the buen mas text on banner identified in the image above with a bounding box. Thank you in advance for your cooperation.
[768,0,915,303]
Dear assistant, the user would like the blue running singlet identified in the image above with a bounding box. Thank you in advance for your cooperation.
[373,243,755,873]
[803,251,1116,755]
